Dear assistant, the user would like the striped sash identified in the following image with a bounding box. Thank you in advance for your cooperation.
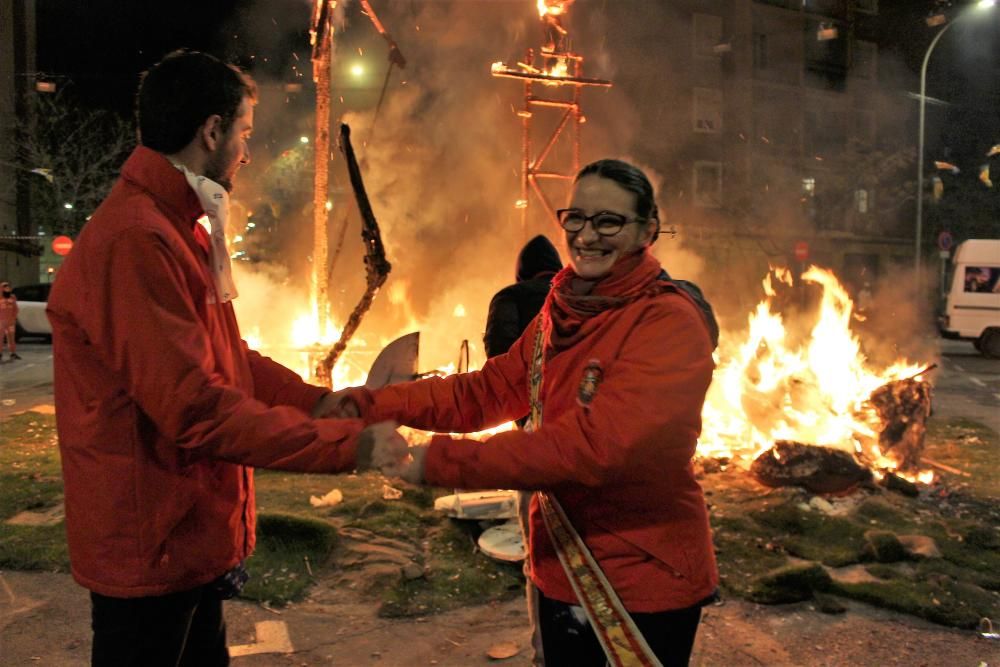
[529,326,662,667]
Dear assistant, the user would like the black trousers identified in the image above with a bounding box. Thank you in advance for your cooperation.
[538,590,702,667]
[90,584,229,667]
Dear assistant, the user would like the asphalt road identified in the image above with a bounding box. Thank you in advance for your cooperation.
[1,338,998,430]
[934,338,1000,433]
[0,341,55,418]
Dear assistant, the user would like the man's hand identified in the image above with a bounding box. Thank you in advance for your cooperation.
[311,388,362,419]
[356,421,408,472]
[382,444,428,485]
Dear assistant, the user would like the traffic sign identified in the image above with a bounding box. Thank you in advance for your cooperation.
[793,240,809,262]
[937,230,954,252]
[52,235,73,256]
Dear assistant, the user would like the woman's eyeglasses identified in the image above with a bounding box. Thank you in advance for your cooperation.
[555,209,645,237]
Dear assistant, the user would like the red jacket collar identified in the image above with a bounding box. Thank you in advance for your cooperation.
[120,146,204,224]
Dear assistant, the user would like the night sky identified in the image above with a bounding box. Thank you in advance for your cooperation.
[36,0,315,114]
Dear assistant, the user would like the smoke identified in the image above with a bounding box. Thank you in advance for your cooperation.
[855,264,939,367]
[223,0,934,385]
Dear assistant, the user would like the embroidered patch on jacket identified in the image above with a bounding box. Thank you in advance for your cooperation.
[577,359,604,408]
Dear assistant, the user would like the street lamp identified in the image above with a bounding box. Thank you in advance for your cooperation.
[915,0,996,291]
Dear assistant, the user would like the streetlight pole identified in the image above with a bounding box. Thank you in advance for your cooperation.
[915,0,996,293]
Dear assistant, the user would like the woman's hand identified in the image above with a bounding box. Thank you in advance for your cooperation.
[312,388,363,419]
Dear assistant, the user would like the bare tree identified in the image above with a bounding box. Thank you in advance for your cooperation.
[12,90,135,236]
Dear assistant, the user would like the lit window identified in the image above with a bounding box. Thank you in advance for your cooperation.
[855,189,869,213]
[693,88,723,134]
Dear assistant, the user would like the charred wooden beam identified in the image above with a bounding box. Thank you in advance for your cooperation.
[314,124,391,386]
[750,441,871,494]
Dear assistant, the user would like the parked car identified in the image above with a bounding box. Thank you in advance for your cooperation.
[13,283,53,341]
[938,239,1000,358]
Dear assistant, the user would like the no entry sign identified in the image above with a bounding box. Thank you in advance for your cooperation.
[793,240,809,262]
[52,235,74,256]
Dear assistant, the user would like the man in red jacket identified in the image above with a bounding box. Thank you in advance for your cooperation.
[46,50,406,667]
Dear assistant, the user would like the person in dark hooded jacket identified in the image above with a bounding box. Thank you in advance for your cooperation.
[483,234,562,358]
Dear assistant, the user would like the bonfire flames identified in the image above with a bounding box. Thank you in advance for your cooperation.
[700,266,934,486]
[246,260,934,486]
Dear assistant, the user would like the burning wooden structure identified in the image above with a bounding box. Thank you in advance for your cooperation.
[307,1,398,387]
[491,0,611,240]
[749,369,934,494]
[309,0,335,344]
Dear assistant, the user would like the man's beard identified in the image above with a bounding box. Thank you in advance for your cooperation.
[204,149,236,193]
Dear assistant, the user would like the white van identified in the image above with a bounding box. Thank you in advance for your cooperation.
[939,239,1000,357]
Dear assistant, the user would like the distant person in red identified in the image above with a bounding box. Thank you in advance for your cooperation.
[0,281,19,360]
[45,50,406,667]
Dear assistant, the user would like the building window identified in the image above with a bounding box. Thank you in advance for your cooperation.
[855,189,869,214]
[693,161,723,208]
[693,14,723,58]
[852,40,877,79]
[693,88,723,134]
[802,177,816,197]
[752,33,769,71]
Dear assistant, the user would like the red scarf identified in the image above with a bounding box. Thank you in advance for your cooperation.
[541,249,670,355]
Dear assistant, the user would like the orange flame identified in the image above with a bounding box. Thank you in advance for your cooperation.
[537,0,569,18]
[699,266,929,481]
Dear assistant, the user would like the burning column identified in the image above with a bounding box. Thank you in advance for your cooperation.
[309,0,335,341]
[491,0,611,241]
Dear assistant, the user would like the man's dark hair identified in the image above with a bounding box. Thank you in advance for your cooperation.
[576,158,659,222]
[137,49,257,154]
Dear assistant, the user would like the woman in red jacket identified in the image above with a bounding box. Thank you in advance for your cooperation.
[347,158,718,666]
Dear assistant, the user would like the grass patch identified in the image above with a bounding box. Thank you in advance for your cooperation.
[341,499,438,543]
[924,418,1000,498]
[1,412,996,626]
[0,523,69,571]
[254,468,525,613]
[702,416,1000,628]
[240,513,338,606]
[0,412,67,571]
[378,521,524,618]
[749,500,867,566]
[747,562,831,604]
[0,412,62,521]
[712,516,788,597]
[831,578,997,629]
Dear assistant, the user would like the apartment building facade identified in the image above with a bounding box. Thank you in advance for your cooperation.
[607,0,915,297]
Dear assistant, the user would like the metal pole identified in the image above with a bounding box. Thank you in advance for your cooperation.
[915,22,953,294]
[914,0,997,288]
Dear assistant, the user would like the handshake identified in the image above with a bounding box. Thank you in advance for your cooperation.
[312,388,426,484]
